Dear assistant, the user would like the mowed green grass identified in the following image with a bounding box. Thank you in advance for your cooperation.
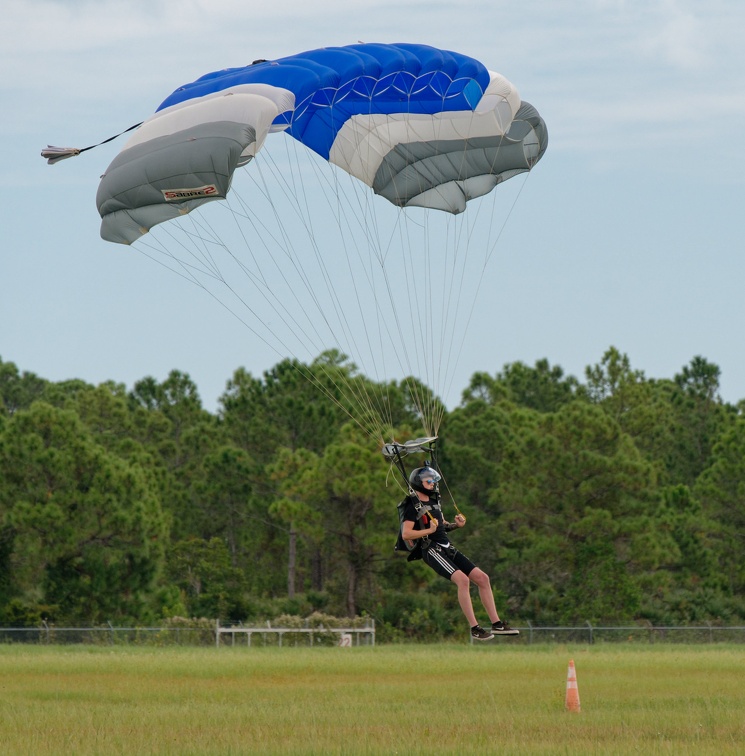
[1,644,744,755]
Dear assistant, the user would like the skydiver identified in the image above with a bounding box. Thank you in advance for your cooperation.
[401,466,520,641]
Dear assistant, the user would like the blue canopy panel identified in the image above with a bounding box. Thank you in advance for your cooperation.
[156,43,492,160]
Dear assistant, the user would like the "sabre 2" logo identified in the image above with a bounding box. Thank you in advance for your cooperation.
[162,185,219,201]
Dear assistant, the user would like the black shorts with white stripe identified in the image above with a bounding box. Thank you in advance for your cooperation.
[422,543,477,580]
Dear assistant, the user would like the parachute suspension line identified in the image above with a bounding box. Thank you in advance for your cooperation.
[435,215,462,428]
[333,97,449,439]
[307,89,428,437]
[220,187,327,345]
[425,87,447,429]
[289,360,386,444]
[159,209,327,355]
[284,104,425,439]
[404,92,433,400]
[421,213,445,436]
[389,444,412,492]
[447,170,533,391]
[437,124,511,407]
[136,224,224,284]
[170,187,332,358]
[151,223,383,441]
[337,119,427,435]
[485,168,532,267]
[326,166,396,434]
[364,211,427,432]
[139,192,384,444]
[206,197,337,354]
[439,206,478,415]
[438,471,463,518]
[251,154,346,344]
[423,88,456,434]
[136,223,299,359]
[396,210,439,437]
[237,142,391,440]
[365,213,420,433]
[316,195,402,439]
[390,211,427,434]
[384,210,426,432]
[432,86,500,427]
[421,214,440,434]
[292,127,396,433]
[286,136,399,438]
[393,82,467,438]
[352,183,416,432]
[436,88,520,412]
[250,149,401,439]
[261,140,373,369]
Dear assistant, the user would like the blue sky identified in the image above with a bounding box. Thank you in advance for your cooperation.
[2,0,744,411]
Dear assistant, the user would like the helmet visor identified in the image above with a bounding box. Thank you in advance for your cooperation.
[421,468,441,485]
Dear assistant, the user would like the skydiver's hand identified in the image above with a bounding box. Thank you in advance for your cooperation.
[454,514,466,528]
[428,518,438,534]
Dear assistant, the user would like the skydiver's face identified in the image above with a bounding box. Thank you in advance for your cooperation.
[422,477,436,490]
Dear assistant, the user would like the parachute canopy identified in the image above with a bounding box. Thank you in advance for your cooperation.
[97,42,547,244]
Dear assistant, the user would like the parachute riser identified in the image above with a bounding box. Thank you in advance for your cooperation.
[389,444,413,494]
[382,435,439,496]
[382,436,464,517]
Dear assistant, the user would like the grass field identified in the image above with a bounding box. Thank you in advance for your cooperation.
[1,643,744,754]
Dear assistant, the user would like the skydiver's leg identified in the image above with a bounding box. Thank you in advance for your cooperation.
[446,549,502,625]
[468,567,500,624]
[451,570,478,628]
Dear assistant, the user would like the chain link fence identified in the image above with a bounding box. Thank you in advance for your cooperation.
[2,621,745,646]
[0,618,376,647]
[517,622,745,645]
[0,622,216,646]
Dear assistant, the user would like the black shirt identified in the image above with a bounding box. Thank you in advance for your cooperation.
[402,494,450,547]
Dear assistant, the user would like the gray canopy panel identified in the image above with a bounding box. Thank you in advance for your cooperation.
[372,103,548,213]
[97,122,257,244]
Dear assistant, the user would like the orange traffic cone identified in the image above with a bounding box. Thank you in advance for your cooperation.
[565,659,581,712]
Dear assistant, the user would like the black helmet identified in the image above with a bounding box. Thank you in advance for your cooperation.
[409,466,441,494]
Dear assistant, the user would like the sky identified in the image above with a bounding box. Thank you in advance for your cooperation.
[2,0,744,413]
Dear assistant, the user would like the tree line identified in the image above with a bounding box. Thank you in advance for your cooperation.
[1,347,744,640]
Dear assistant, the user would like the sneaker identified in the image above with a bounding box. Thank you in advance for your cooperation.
[470,625,494,641]
[492,620,520,636]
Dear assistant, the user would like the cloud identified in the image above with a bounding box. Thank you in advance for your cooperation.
[635,0,708,69]
[6,1,745,176]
